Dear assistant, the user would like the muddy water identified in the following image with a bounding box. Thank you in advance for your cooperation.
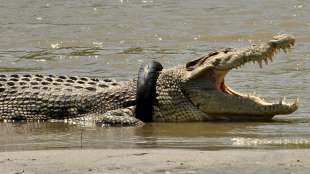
[0,0,309,151]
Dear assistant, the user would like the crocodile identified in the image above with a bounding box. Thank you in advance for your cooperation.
[0,34,298,126]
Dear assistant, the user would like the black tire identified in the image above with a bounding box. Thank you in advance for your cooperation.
[136,61,163,122]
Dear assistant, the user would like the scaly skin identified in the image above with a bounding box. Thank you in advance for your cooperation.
[0,75,137,125]
[0,34,299,126]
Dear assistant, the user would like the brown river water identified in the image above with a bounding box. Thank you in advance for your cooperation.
[0,0,309,151]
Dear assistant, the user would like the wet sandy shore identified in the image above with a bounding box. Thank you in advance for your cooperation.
[1,149,310,174]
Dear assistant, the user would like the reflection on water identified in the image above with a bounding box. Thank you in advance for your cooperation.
[1,121,310,151]
[0,122,268,151]
[0,0,309,151]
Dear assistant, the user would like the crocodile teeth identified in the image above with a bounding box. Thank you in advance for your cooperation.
[294,98,299,105]
[279,96,287,104]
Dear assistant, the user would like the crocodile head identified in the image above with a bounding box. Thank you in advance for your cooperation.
[182,34,298,121]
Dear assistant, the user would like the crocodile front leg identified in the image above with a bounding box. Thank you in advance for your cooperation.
[71,106,144,127]
[97,107,144,127]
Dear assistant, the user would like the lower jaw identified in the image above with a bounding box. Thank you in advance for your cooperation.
[207,113,275,121]
[209,85,279,121]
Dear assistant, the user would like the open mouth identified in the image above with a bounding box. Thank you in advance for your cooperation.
[214,38,298,114]
[185,34,299,119]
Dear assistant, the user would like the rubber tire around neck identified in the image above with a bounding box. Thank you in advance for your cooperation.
[136,61,163,122]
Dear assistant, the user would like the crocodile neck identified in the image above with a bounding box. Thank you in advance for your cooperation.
[152,68,208,122]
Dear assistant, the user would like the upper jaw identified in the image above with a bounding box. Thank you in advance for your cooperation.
[213,34,295,71]
[185,34,295,80]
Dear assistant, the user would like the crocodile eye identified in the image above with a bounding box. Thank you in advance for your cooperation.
[186,58,203,70]
[186,56,209,70]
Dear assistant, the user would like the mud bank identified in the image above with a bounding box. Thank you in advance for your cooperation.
[1,149,310,174]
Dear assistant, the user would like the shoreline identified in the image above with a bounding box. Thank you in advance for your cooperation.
[1,149,310,173]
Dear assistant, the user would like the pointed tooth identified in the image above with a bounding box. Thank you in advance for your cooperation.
[294,98,299,105]
[279,96,288,105]
[282,96,287,104]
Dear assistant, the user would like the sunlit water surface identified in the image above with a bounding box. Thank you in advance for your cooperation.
[0,0,309,151]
